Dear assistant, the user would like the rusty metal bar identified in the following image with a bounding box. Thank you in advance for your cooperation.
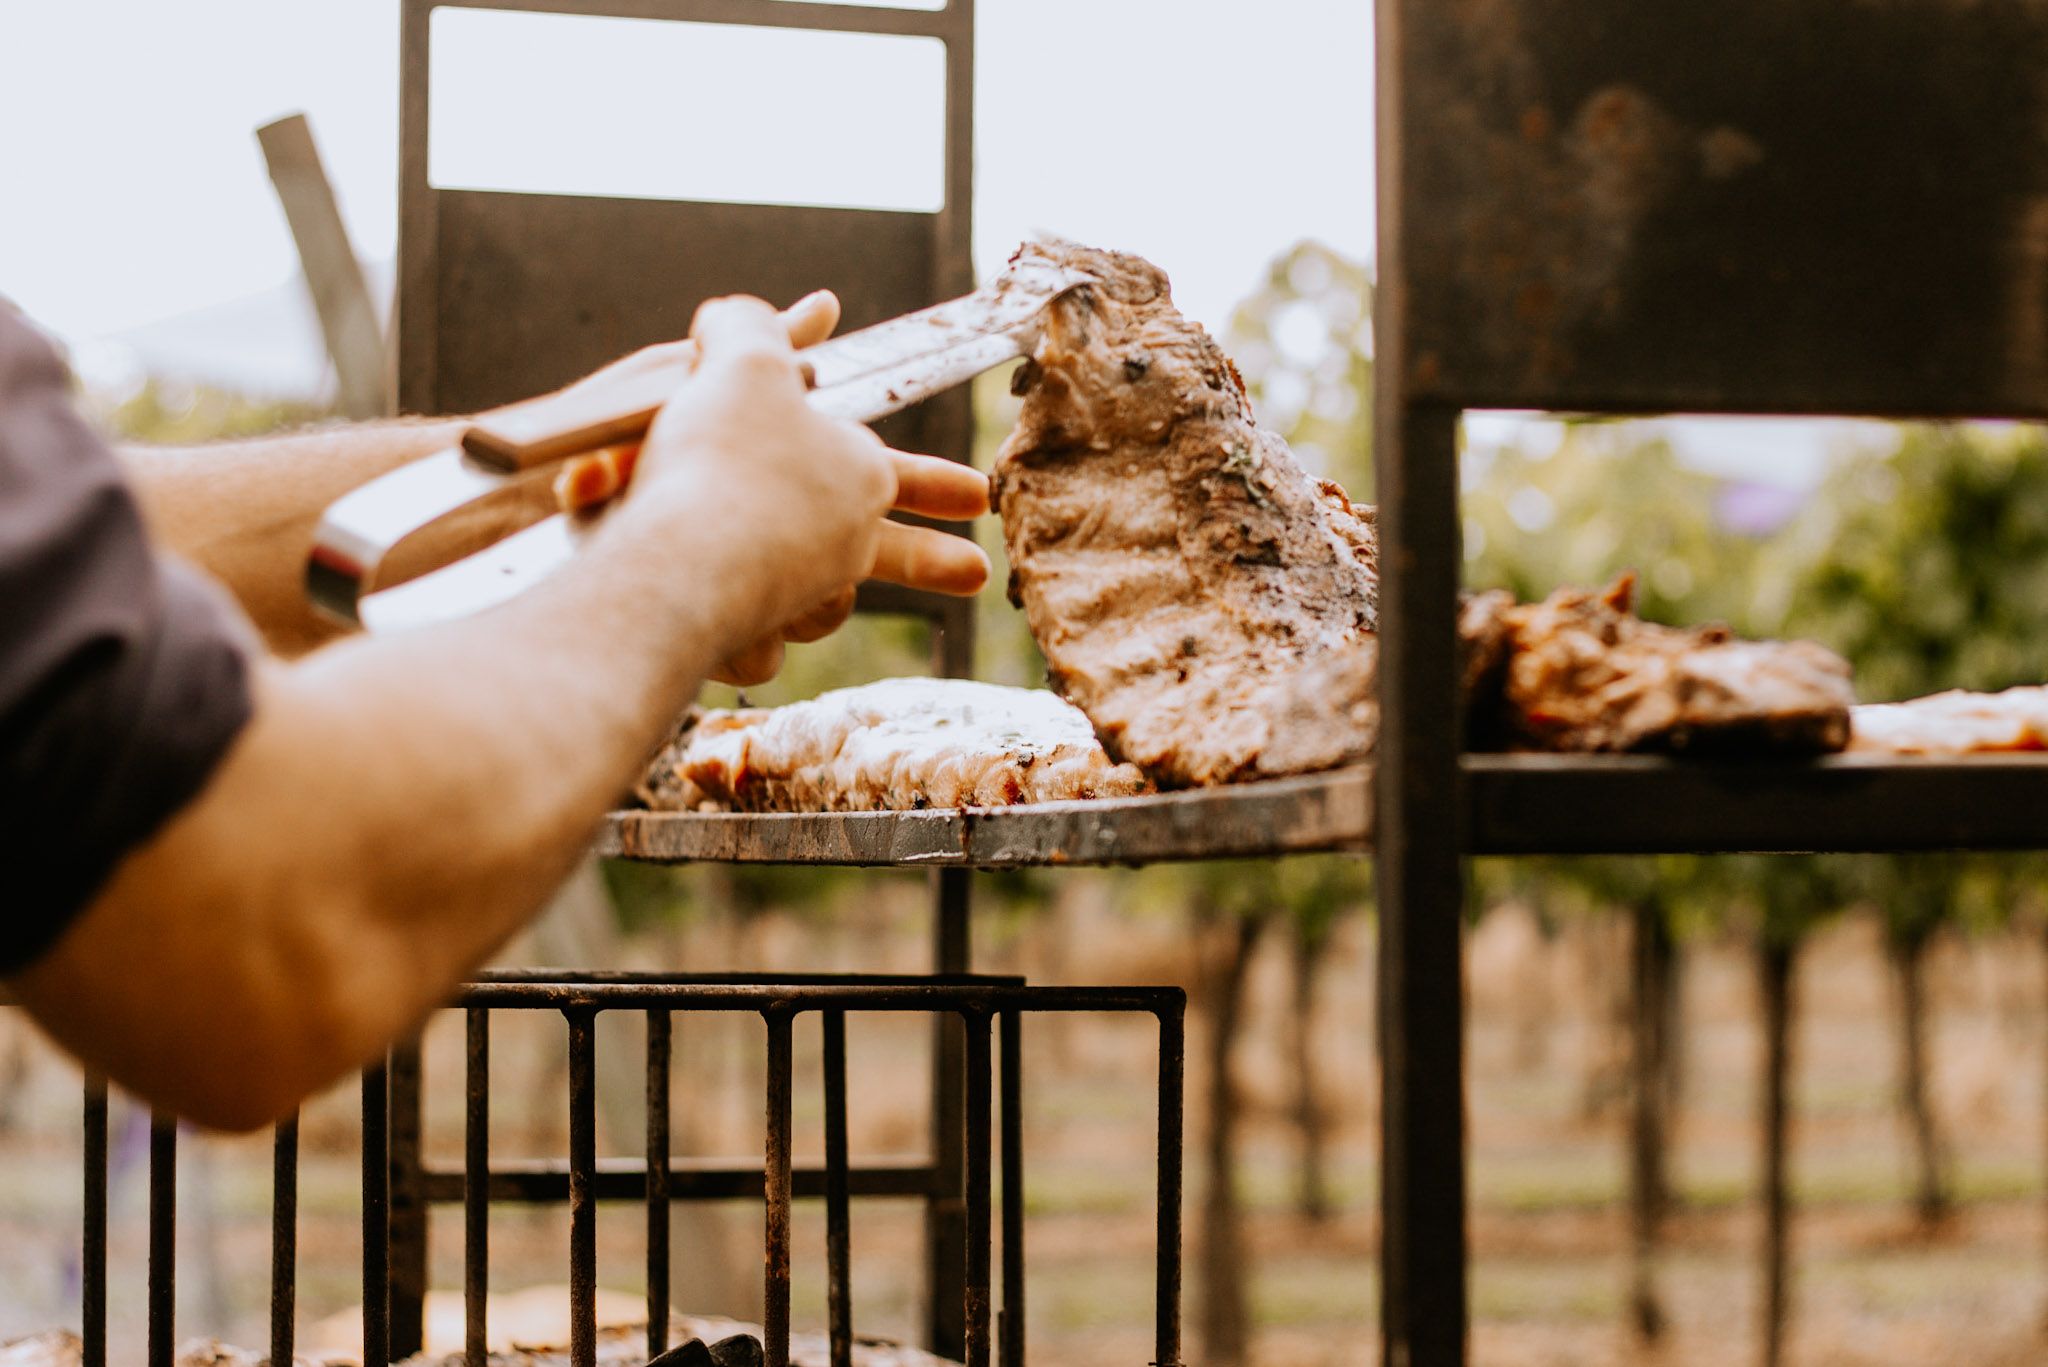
[1156,1007,1186,1367]
[419,0,952,39]
[824,1009,853,1367]
[646,1009,673,1359]
[272,1115,301,1367]
[568,1011,599,1367]
[147,1112,175,1367]
[362,1063,390,1367]
[388,1040,428,1360]
[1372,400,1469,1366]
[764,1009,796,1367]
[458,981,1178,1014]
[82,1078,106,1367]
[997,1011,1023,1367]
[926,869,971,1359]
[420,1158,936,1204]
[962,1011,993,1367]
[466,1008,490,1367]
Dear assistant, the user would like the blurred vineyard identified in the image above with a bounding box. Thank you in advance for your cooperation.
[8,247,2048,1366]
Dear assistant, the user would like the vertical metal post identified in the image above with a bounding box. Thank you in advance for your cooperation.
[646,1009,673,1359]
[1375,7,1468,1355]
[362,1063,390,1367]
[926,869,972,1358]
[147,1113,176,1367]
[824,1009,854,1367]
[764,1009,796,1367]
[82,1078,107,1367]
[466,1008,491,1367]
[272,1115,301,1367]
[1156,1007,1187,1367]
[997,1011,1024,1367]
[396,0,438,415]
[1371,403,1469,1367]
[568,1011,599,1367]
[387,1039,428,1360]
[924,1,978,1347]
[962,1012,994,1367]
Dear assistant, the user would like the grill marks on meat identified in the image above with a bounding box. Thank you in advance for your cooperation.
[991,241,1381,788]
[1463,576,1855,754]
[639,679,1152,814]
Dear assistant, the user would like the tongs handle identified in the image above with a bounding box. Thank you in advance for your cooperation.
[314,258,1095,633]
[462,353,696,473]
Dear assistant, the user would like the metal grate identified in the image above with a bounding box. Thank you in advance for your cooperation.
[68,972,1185,1367]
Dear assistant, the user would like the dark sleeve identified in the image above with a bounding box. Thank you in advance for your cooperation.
[0,305,255,972]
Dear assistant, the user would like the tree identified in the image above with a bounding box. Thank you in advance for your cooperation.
[1768,424,2048,1235]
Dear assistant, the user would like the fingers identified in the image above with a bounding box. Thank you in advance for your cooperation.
[555,443,641,512]
[782,289,841,350]
[869,521,991,597]
[781,586,858,644]
[691,295,803,385]
[710,635,786,689]
[890,451,991,520]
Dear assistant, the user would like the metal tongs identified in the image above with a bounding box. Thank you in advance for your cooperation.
[308,256,1093,632]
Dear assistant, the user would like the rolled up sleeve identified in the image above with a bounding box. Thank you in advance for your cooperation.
[0,306,254,971]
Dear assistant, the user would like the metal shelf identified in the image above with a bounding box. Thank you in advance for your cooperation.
[600,768,1372,868]
[600,754,2048,868]
[1467,753,2048,855]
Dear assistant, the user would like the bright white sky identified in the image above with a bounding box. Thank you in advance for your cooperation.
[0,0,1855,483]
[0,0,1374,342]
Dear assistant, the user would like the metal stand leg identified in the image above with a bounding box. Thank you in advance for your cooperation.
[388,1038,429,1359]
[926,867,972,1358]
[1373,404,1469,1366]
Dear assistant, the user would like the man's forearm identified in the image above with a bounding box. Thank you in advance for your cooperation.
[13,484,748,1130]
[118,419,468,656]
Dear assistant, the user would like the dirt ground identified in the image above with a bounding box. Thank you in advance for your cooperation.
[4,870,2048,1367]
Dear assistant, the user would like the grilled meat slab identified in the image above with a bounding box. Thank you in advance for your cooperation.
[991,241,1381,788]
[1850,685,2048,753]
[639,678,1151,813]
[1463,576,1855,754]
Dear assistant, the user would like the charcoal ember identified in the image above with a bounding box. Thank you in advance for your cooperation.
[1471,575,1854,754]
[706,1335,763,1367]
[992,239,1380,788]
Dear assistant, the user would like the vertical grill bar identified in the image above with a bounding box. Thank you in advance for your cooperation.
[147,1112,176,1367]
[568,1011,599,1367]
[272,1115,301,1367]
[362,1062,390,1367]
[926,870,971,1359]
[1156,1006,1187,1367]
[387,1040,428,1360]
[824,1009,853,1367]
[465,1008,490,1367]
[646,1009,672,1359]
[82,1078,107,1367]
[962,1011,993,1367]
[764,1009,796,1367]
[997,1011,1024,1367]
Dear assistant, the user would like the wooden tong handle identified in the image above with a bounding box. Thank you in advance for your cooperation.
[461,350,698,473]
[462,345,822,474]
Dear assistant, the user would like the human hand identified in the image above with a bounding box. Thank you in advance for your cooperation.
[626,295,990,685]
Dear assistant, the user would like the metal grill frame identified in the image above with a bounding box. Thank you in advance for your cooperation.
[67,973,1185,1367]
[1375,2,2048,1363]
[392,1,982,1355]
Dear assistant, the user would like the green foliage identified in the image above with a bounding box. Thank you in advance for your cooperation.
[1767,424,2048,701]
[92,378,325,445]
[1226,240,1374,498]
